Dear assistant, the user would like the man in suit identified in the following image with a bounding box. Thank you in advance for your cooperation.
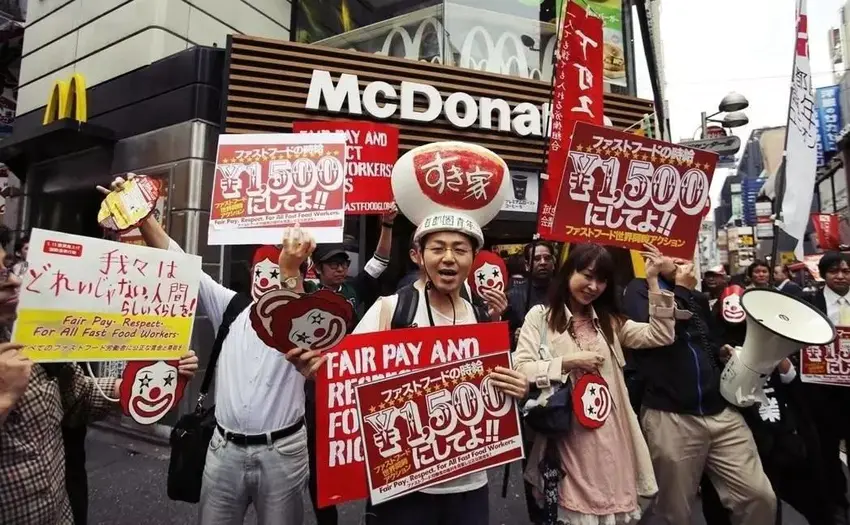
[805,251,850,525]
[774,264,804,298]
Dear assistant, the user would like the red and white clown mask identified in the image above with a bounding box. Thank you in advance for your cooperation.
[720,285,746,324]
[119,360,187,425]
[469,251,508,295]
[252,245,282,302]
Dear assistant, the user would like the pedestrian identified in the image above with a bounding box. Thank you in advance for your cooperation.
[622,257,776,525]
[506,241,556,342]
[0,220,198,525]
[284,212,527,525]
[773,264,805,298]
[702,265,726,309]
[746,259,771,288]
[801,251,850,525]
[99,175,309,525]
[513,243,673,524]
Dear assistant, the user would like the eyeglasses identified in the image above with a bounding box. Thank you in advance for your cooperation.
[424,246,472,258]
[324,261,350,271]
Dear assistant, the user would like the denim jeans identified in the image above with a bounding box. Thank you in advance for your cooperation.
[199,426,309,525]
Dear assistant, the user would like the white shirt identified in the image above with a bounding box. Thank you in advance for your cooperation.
[823,286,850,325]
[354,287,488,495]
[169,239,305,434]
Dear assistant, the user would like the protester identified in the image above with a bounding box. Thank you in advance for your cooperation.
[803,251,850,525]
[746,259,771,288]
[12,234,28,275]
[623,257,776,525]
[303,211,396,525]
[507,241,556,339]
[773,264,804,298]
[702,265,727,308]
[99,175,310,525]
[0,221,198,525]
[285,213,527,525]
[513,243,674,524]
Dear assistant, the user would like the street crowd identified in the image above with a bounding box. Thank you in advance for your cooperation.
[1,175,849,525]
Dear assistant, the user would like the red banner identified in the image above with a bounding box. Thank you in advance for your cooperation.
[548,122,717,258]
[538,1,604,237]
[811,213,840,251]
[208,133,347,245]
[314,322,512,507]
[357,352,522,504]
[801,327,850,386]
[293,121,399,215]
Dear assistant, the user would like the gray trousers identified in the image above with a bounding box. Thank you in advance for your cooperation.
[199,426,309,525]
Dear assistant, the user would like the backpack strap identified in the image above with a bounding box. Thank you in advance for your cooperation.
[391,284,419,329]
[197,293,251,407]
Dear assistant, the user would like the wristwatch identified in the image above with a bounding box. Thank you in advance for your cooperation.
[281,275,299,290]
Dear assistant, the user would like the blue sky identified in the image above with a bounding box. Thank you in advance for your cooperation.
[633,0,843,208]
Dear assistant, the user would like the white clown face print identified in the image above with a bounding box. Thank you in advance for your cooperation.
[119,360,187,425]
[252,258,280,302]
[287,308,347,352]
[475,263,505,292]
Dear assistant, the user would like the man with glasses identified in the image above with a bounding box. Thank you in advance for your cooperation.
[805,251,850,524]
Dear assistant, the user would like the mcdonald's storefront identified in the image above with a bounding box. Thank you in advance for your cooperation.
[0,34,655,312]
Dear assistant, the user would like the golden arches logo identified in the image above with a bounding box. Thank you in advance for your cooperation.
[43,73,87,125]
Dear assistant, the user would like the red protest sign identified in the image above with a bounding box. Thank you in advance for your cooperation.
[356,352,523,504]
[293,121,399,214]
[314,322,511,508]
[548,122,717,258]
[801,327,850,387]
[208,133,347,245]
[539,1,604,237]
[811,213,841,251]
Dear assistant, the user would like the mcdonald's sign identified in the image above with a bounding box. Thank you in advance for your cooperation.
[43,73,87,125]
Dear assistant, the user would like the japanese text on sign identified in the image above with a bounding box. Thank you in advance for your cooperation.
[802,327,850,386]
[315,322,512,508]
[548,122,716,258]
[357,353,522,504]
[293,121,399,215]
[12,229,201,362]
[209,133,347,245]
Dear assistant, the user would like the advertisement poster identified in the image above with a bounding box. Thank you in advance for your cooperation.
[293,121,399,214]
[314,322,512,507]
[501,171,539,214]
[209,133,347,245]
[356,352,522,504]
[12,229,201,362]
[801,327,850,386]
[591,0,626,87]
[811,213,841,251]
[549,122,717,258]
[119,177,168,245]
[538,0,604,237]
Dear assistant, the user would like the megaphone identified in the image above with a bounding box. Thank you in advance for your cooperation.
[720,288,836,407]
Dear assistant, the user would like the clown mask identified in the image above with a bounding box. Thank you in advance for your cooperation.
[119,360,187,425]
[720,285,746,324]
[468,251,508,296]
[252,245,283,301]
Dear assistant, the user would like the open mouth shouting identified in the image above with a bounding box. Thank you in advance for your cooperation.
[436,268,459,284]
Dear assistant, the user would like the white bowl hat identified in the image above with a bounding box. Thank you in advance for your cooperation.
[391,142,512,249]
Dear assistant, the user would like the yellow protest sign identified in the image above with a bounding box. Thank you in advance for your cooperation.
[12,229,201,362]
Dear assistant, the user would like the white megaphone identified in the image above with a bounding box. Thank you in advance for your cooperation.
[720,288,836,407]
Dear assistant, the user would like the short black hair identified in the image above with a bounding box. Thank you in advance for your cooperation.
[0,226,11,248]
[523,241,555,263]
[506,254,525,276]
[818,251,849,276]
[746,259,770,280]
[14,234,29,254]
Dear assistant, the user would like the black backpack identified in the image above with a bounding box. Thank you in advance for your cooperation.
[390,284,491,329]
[167,293,251,503]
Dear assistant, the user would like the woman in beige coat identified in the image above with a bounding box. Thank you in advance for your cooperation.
[514,243,677,525]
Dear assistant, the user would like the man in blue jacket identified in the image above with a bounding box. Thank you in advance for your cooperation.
[623,258,775,525]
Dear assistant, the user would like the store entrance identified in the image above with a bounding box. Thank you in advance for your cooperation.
[29,190,104,238]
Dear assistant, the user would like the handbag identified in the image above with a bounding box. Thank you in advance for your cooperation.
[166,293,251,503]
[523,314,574,436]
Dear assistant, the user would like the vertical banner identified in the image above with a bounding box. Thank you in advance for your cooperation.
[356,352,523,505]
[801,327,850,386]
[547,121,716,258]
[811,213,841,251]
[12,229,201,362]
[293,121,399,214]
[781,0,818,260]
[538,0,604,238]
[314,323,512,507]
[209,133,348,245]
[815,85,843,154]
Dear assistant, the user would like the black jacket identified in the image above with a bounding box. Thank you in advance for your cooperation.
[623,278,727,416]
[506,280,548,333]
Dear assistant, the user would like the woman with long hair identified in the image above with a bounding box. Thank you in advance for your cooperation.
[513,243,677,524]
